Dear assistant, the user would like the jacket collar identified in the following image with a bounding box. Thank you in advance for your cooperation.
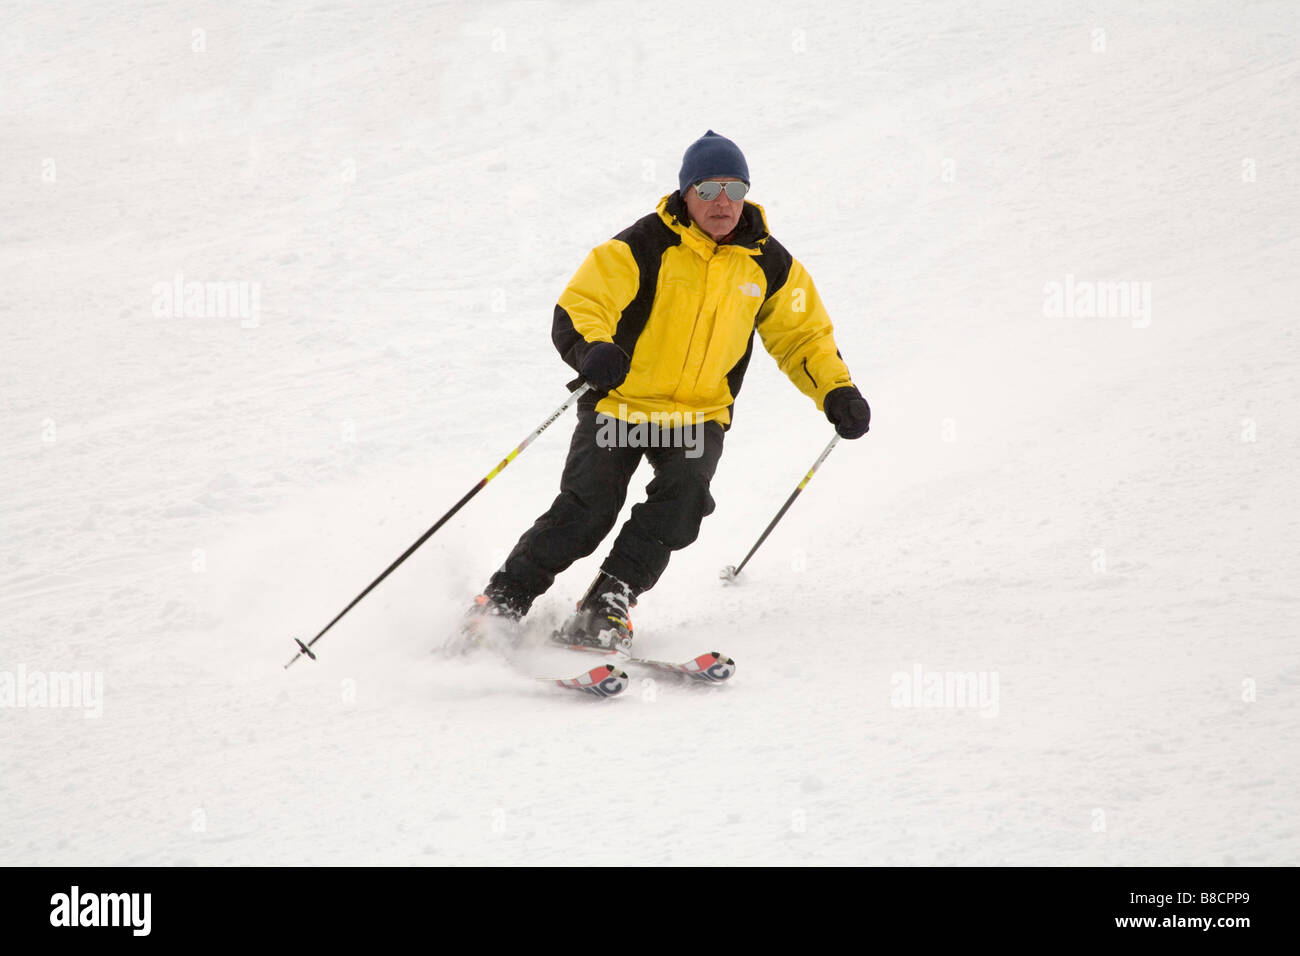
[658,191,769,257]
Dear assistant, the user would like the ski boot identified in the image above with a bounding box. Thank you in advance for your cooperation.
[446,592,524,656]
[551,572,637,656]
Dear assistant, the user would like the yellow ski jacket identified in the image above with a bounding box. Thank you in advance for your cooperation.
[552,191,855,427]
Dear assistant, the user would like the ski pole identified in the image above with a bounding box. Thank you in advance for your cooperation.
[284,383,592,669]
[719,433,840,583]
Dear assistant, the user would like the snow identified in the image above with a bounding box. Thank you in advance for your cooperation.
[2,0,1297,865]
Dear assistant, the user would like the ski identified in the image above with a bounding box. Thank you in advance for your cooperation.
[625,651,736,683]
[537,663,629,698]
[557,644,737,684]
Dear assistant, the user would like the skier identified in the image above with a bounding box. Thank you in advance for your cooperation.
[460,130,870,654]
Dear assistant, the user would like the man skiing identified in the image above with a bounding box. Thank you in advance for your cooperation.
[460,130,871,654]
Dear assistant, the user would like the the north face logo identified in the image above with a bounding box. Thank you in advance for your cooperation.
[738,282,761,297]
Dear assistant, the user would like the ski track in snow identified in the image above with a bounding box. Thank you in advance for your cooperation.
[2,1,1297,865]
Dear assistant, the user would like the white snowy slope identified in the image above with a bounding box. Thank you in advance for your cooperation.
[2,0,1297,866]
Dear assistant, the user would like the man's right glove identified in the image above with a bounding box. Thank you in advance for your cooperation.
[824,385,871,439]
[580,342,631,391]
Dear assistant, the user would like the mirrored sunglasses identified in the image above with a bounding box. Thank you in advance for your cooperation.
[692,180,749,201]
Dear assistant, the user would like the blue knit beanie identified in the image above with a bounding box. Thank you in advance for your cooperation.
[678,130,749,194]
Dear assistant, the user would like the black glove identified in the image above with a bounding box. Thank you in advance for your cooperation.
[824,385,871,439]
[580,342,630,390]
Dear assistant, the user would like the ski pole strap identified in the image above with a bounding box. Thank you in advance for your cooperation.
[284,383,593,669]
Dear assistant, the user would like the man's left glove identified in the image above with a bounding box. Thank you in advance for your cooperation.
[580,342,631,391]
[824,385,871,439]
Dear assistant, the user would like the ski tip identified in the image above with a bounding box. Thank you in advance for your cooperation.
[694,651,735,682]
[541,662,629,698]
[588,664,629,697]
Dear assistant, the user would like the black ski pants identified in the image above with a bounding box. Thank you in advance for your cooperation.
[487,408,725,613]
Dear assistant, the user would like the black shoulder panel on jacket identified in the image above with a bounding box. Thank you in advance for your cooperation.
[608,211,680,356]
[552,211,680,383]
[755,234,793,313]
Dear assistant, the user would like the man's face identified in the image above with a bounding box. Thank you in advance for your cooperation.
[683,176,745,241]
